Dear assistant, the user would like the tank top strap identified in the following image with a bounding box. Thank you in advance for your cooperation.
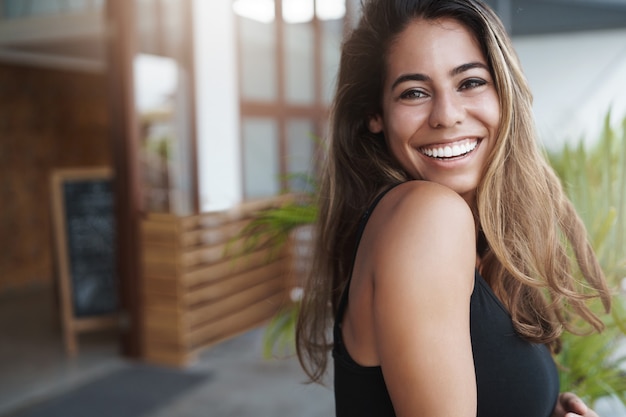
[334,183,401,324]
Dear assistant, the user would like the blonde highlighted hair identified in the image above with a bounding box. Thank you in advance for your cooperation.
[296,0,611,383]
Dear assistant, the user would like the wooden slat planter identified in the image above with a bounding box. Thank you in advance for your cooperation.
[140,195,296,366]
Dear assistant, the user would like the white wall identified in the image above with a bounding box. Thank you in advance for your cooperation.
[193,0,242,212]
[513,29,626,151]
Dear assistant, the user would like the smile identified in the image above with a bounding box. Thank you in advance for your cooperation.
[419,139,478,159]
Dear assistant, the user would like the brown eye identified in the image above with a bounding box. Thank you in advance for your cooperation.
[400,89,428,100]
[459,78,487,90]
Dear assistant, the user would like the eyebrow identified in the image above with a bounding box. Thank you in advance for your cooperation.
[390,62,489,90]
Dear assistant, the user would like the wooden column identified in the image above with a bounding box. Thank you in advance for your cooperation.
[105,0,144,358]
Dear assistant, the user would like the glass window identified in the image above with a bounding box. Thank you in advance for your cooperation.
[320,6,344,105]
[316,0,345,21]
[134,0,194,214]
[235,0,346,201]
[135,54,193,214]
[284,0,315,104]
[286,119,315,193]
[243,118,281,199]
[238,14,278,101]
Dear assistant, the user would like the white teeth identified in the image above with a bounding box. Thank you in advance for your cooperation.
[421,140,477,159]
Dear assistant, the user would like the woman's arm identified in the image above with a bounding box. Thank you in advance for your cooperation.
[369,181,477,417]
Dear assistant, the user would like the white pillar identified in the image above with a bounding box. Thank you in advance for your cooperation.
[193,0,242,212]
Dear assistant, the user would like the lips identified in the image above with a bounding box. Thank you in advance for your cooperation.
[419,138,478,159]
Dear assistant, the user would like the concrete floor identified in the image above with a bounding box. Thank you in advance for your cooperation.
[0,286,334,417]
[0,287,126,416]
[147,329,334,417]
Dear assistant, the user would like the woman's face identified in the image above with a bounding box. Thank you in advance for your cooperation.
[369,17,500,205]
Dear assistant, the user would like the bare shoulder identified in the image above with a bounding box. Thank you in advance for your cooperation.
[361,180,476,290]
[379,180,474,223]
[368,180,475,243]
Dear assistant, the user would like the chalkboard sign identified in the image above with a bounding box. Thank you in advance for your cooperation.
[51,168,119,355]
[63,178,117,317]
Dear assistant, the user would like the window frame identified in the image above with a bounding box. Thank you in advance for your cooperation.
[236,0,347,199]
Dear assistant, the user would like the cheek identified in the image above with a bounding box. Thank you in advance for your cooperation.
[484,93,501,130]
[383,131,402,159]
[382,128,409,165]
[386,107,427,138]
[488,105,501,131]
[483,104,501,159]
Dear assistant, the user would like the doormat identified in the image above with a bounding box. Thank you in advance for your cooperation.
[8,364,211,417]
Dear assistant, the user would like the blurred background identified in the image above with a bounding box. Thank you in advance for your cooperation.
[0,0,625,416]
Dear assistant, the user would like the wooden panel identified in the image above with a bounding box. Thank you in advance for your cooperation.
[140,218,181,247]
[139,194,298,366]
[187,275,286,328]
[143,324,185,363]
[142,276,179,296]
[144,349,194,367]
[142,327,192,366]
[143,293,180,313]
[143,326,185,347]
[142,244,181,266]
[179,234,275,269]
[179,242,230,269]
[72,316,119,332]
[0,63,111,294]
[180,219,249,248]
[187,291,286,348]
[183,247,285,288]
[143,212,180,223]
[145,307,184,330]
[183,260,285,306]
[142,260,179,278]
[173,194,295,231]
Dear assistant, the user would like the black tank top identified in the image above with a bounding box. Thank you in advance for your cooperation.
[333,187,560,417]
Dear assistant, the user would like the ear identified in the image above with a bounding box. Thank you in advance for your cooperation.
[368,114,383,134]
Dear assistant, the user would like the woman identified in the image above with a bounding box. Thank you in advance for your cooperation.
[295,0,612,416]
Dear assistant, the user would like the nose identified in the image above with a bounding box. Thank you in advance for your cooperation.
[428,91,465,129]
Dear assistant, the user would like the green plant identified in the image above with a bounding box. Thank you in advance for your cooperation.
[261,300,301,358]
[548,113,626,407]
[548,113,626,286]
[231,175,316,359]
[556,297,626,406]
[236,198,317,260]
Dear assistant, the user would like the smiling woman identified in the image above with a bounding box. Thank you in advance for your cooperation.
[294,1,612,417]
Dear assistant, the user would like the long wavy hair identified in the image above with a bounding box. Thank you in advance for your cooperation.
[296,0,611,383]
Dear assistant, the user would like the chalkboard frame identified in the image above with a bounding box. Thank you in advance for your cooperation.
[51,167,119,356]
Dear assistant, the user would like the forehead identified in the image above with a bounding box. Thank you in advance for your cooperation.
[385,18,486,76]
